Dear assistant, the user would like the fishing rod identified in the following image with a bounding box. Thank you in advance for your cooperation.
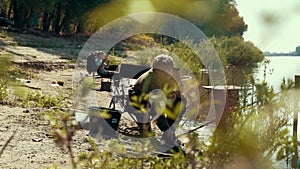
[177,119,216,137]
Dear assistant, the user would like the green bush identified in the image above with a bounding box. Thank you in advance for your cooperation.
[210,36,264,67]
[0,55,13,103]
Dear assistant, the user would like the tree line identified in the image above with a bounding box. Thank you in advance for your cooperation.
[0,0,246,37]
[0,0,108,34]
[0,0,263,68]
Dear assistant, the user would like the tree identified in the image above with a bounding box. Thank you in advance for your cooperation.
[202,1,247,37]
[150,0,247,37]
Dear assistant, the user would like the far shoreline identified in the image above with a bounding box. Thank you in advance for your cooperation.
[264,55,300,57]
[263,52,300,57]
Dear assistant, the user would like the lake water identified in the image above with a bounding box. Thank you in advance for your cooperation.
[255,56,300,92]
[255,56,300,169]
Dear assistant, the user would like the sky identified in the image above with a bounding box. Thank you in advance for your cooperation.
[235,0,300,53]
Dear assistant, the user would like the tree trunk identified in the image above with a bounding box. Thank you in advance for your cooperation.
[61,2,74,35]
[61,12,70,34]
[7,0,12,19]
[42,12,49,32]
[76,19,84,34]
[12,0,26,29]
[54,3,62,35]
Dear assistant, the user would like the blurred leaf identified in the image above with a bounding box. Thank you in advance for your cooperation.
[81,77,94,97]
[262,13,280,25]
[276,147,286,161]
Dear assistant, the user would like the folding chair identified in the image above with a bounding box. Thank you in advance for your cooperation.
[108,64,151,136]
[86,54,118,91]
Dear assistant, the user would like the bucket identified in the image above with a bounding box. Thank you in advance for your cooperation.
[88,106,121,137]
[100,81,112,92]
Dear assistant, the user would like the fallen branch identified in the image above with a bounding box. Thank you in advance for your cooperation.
[0,131,16,158]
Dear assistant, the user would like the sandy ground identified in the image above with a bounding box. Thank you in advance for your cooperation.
[0,32,104,169]
[0,69,95,169]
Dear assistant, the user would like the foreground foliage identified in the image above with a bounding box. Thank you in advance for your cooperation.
[48,75,300,169]
[1,32,298,168]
